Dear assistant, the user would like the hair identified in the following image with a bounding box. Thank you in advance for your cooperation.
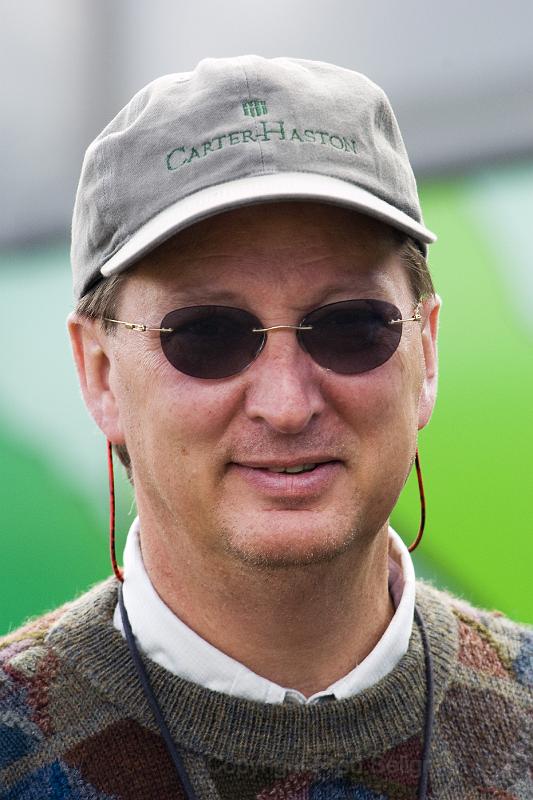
[397,236,436,302]
[75,234,435,483]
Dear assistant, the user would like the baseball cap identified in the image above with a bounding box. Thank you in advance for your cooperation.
[71,55,436,299]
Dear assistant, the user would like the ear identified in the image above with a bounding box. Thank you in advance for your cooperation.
[417,294,441,430]
[67,312,125,444]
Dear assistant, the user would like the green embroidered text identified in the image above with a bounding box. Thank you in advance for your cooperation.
[166,121,357,171]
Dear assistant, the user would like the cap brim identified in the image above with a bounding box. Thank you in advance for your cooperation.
[101,172,437,278]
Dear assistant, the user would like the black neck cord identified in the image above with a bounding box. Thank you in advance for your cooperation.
[118,584,200,799]
[118,584,434,800]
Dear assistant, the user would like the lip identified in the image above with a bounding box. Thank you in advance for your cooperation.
[227,460,343,499]
[234,456,338,469]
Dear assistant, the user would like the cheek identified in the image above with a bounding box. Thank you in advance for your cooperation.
[117,350,240,479]
[166,378,240,437]
[330,357,419,430]
[323,345,423,482]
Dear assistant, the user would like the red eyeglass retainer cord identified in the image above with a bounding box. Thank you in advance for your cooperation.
[107,440,426,582]
[107,440,124,583]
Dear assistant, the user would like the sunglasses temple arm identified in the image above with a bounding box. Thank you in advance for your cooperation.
[104,318,173,332]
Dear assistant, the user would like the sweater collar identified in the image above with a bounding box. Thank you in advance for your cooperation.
[47,576,458,770]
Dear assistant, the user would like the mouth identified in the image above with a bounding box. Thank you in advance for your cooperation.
[227,459,343,498]
[233,457,340,472]
[258,462,323,474]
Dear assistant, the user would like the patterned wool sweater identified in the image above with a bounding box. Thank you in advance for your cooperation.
[0,577,531,800]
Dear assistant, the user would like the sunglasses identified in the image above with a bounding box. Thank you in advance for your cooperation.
[105,298,422,379]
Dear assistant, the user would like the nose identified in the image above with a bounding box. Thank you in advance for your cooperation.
[243,328,326,434]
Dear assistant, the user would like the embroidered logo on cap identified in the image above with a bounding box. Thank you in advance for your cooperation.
[242,99,268,117]
[166,101,357,171]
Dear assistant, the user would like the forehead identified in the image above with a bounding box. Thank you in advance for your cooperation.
[124,202,409,309]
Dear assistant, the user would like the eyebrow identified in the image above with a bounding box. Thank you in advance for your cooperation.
[307,281,389,305]
[167,279,389,309]
[167,288,252,306]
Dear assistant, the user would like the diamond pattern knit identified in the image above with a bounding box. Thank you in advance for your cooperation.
[0,578,531,799]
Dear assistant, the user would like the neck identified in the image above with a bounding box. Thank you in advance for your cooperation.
[138,515,395,698]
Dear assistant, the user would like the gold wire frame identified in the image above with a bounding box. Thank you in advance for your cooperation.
[103,300,422,334]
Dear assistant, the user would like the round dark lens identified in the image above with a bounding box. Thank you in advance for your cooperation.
[160,306,264,378]
[299,299,402,374]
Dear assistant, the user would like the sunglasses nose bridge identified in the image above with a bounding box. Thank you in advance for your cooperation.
[251,324,313,334]
[247,321,319,371]
[251,324,315,367]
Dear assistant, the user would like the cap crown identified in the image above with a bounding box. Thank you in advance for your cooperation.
[71,56,428,299]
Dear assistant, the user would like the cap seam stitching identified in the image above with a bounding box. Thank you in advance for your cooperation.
[240,60,266,175]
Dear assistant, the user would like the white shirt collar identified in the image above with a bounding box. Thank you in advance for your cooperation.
[113,518,415,704]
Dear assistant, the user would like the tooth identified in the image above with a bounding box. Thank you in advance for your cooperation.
[266,463,317,474]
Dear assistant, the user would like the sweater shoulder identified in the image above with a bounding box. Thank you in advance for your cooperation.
[0,579,112,669]
[0,581,117,731]
[416,578,532,691]
[415,584,532,795]
[0,600,74,677]
[0,580,121,788]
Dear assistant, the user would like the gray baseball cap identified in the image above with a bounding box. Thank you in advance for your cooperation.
[71,55,436,299]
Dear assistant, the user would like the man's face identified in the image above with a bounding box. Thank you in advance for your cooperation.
[84,203,438,569]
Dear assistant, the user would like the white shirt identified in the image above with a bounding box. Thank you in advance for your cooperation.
[113,518,415,704]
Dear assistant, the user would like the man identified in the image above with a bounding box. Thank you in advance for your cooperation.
[0,56,530,800]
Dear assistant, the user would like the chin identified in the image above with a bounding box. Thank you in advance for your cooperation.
[218,511,358,570]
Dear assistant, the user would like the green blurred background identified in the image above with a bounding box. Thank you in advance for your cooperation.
[2,1,532,633]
